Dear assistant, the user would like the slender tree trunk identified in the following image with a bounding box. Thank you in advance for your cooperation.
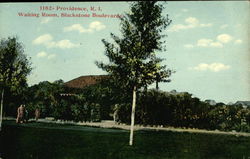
[0,89,4,131]
[129,86,136,146]
[156,81,159,90]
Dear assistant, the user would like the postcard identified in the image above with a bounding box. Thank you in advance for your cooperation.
[0,1,249,159]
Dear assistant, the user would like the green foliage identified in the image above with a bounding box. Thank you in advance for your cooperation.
[81,79,115,120]
[114,89,250,132]
[96,1,173,91]
[90,103,101,122]
[115,103,131,123]
[26,81,65,117]
[0,36,31,92]
[53,98,73,121]
[25,80,103,122]
[0,36,32,116]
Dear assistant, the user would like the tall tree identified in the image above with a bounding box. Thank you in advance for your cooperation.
[96,1,172,145]
[0,37,32,130]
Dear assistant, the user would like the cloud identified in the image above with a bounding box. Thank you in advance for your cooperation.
[89,21,106,31]
[168,17,212,32]
[48,40,79,49]
[37,51,56,60]
[33,34,53,45]
[200,23,212,27]
[217,34,233,43]
[64,24,89,33]
[190,63,230,72]
[33,34,79,49]
[37,51,47,58]
[234,39,242,44]
[184,44,194,48]
[196,39,223,48]
[64,21,106,33]
[185,34,233,49]
[41,18,52,24]
[169,24,186,32]
[197,39,213,47]
[185,17,199,25]
[210,42,223,48]
[220,24,228,29]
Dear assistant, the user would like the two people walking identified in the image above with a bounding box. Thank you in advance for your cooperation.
[16,104,40,123]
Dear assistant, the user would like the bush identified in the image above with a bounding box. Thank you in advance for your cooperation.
[114,89,250,133]
[115,103,131,124]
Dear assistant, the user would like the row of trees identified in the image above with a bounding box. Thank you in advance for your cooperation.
[6,78,249,133]
[3,76,249,133]
[115,90,250,132]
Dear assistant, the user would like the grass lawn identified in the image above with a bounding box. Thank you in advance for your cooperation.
[1,120,250,159]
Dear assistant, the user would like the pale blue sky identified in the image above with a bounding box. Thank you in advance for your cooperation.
[0,2,249,103]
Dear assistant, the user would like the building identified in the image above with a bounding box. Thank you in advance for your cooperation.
[60,75,109,96]
[205,99,217,106]
[169,89,189,95]
[235,101,250,108]
[64,75,109,89]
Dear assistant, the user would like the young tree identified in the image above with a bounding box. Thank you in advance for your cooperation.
[0,37,32,130]
[96,1,172,145]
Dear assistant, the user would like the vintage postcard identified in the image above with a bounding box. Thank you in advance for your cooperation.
[0,1,249,159]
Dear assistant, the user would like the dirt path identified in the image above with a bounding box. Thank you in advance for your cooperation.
[3,117,250,137]
[78,120,250,137]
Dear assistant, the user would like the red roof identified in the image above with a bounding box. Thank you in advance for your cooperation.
[64,75,108,89]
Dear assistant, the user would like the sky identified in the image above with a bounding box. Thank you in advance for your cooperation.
[0,1,249,103]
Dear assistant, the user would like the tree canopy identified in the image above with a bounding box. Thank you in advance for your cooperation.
[96,1,173,91]
[0,36,32,92]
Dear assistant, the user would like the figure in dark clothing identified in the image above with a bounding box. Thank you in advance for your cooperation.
[24,107,29,123]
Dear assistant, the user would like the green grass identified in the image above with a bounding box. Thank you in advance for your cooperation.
[1,120,250,159]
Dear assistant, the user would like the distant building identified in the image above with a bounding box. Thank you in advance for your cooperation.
[60,75,109,96]
[169,89,177,95]
[235,101,250,108]
[64,75,109,89]
[169,89,189,95]
[205,99,216,106]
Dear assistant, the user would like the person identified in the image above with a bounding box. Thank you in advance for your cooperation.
[113,104,119,123]
[35,108,40,121]
[16,104,25,123]
[24,105,29,123]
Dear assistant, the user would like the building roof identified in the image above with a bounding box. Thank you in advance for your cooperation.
[235,101,250,107]
[64,75,108,89]
[205,99,217,106]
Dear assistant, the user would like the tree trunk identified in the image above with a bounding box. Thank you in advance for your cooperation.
[129,86,137,146]
[156,81,159,90]
[0,89,4,131]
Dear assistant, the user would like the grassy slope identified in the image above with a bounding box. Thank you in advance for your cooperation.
[1,121,250,159]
